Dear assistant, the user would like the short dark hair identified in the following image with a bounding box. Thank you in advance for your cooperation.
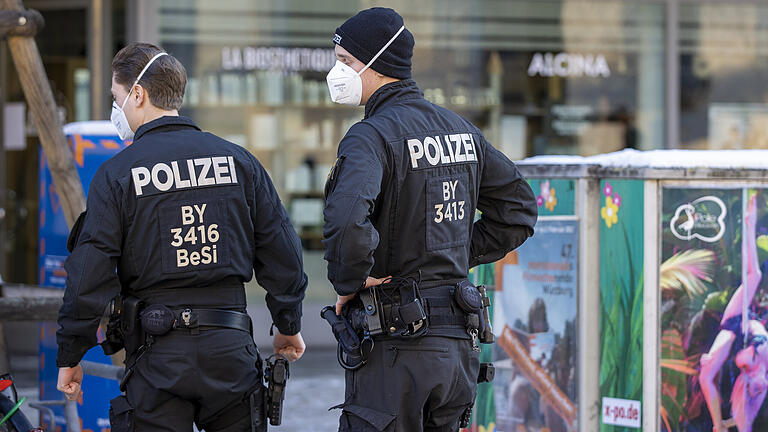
[111,43,186,110]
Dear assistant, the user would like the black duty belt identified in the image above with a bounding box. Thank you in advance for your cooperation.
[122,305,252,392]
[419,285,469,328]
[171,308,251,333]
[418,279,466,289]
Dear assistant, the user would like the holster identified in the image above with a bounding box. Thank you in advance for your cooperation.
[249,387,268,432]
[264,355,289,426]
[101,295,145,356]
[121,297,145,354]
[204,383,266,432]
[368,277,428,338]
[102,296,124,355]
[460,403,474,428]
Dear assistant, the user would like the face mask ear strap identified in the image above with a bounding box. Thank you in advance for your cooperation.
[358,25,405,76]
[121,52,169,109]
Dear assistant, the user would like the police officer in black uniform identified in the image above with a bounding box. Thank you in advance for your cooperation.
[56,43,307,431]
[323,8,538,431]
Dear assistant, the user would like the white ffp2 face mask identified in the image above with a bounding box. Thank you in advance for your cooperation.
[326,25,405,106]
[110,52,168,140]
[326,60,364,106]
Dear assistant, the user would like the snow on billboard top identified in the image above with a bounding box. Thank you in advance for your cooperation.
[63,120,119,136]
[520,149,768,170]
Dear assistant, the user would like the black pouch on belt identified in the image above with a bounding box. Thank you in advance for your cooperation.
[140,304,176,336]
[453,280,484,332]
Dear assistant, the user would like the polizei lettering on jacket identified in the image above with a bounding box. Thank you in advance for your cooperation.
[131,156,239,196]
[407,133,478,170]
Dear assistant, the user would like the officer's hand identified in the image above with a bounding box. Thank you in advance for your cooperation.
[273,331,305,362]
[335,276,392,315]
[334,294,356,316]
[57,365,84,402]
[365,276,392,288]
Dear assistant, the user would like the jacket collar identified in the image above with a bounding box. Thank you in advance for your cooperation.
[364,79,423,119]
[133,115,200,141]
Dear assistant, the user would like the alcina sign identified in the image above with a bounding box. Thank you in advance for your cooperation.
[527,52,611,78]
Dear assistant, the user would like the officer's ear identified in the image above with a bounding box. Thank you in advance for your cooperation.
[133,84,147,108]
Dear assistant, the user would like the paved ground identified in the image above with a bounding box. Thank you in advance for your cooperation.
[14,348,345,431]
[273,348,345,431]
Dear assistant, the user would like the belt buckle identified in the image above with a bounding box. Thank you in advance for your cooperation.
[180,308,201,334]
[181,308,191,326]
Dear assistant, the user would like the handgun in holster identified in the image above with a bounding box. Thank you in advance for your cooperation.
[459,403,474,428]
[477,285,494,344]
[101,295,144,355]
[264,355,290,426]
[101,296,124,355]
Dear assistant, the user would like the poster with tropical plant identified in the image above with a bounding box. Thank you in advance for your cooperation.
[658,187,768,432]
[599,179,644,432]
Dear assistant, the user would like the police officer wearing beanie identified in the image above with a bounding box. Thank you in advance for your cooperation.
[55,42,308,431]
[323,8,538,432]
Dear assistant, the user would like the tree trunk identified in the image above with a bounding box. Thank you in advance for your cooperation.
[0,0,86,373]
[0,0,85,227]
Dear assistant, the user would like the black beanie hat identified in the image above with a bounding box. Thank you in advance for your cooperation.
[333,7,414,79]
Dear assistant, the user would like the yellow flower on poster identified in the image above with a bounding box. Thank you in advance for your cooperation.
[545,188,557,212]
[601,196,619,228]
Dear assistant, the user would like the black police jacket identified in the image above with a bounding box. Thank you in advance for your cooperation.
[56,116,307,367]
[323,80,538,296]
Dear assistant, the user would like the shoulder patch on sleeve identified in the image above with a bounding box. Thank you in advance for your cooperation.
[67,211,87,252]
[324,156,346,199]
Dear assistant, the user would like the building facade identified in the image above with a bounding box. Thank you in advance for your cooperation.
[1,0,768,287]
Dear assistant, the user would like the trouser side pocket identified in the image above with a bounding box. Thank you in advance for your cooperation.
[109,395,134,432]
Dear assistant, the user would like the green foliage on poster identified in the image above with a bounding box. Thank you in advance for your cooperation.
[599,179,644,432]
[467,263,496,432]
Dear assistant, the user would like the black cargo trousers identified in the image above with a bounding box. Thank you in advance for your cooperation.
[337,336,480,432]
[109,327,264,432]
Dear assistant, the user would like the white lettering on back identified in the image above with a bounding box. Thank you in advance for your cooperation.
[187,159,198,187]
[132,167,151,196]
[461,134,476,162]
[193,203,207,223]
[227,156,238,183]
[151,163,174,192]
[212,157,231,184]
[181,206,195,225]
[130,156,240,196]
[171,161,191,189]
[195,158,215,186]
[407,139,424,169]
[406,133,478,169]
[424,137,441,166]
[450,134,465,162]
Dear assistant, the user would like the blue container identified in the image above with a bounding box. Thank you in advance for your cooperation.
[38,121,128,431]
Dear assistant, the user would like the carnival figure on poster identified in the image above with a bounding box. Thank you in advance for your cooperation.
[493,219,579,432]
[698,194,768,432]
[498,298,575,432]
